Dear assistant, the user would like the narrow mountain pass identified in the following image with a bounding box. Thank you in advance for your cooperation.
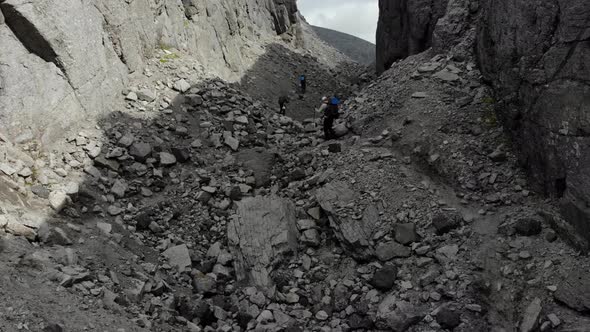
[1,0,589,331]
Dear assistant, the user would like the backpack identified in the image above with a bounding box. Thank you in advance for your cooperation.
[326,103,339,119]
[299,75,305,82]
[331,97,342,118]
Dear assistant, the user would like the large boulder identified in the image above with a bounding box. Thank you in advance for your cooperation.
[376,297,427,331]
[227,196,298,289]
[316,181,377,260]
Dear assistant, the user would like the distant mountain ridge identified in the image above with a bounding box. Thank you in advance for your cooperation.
[312,25,375,65]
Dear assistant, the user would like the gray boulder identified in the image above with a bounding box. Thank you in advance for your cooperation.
[159,152,177,166]
[129,142,152,162]
[227,196,298,289]
[162,244,192,271]
[316,181,377,260]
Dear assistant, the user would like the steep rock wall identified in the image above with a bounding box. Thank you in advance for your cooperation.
[477,0,590,242]
[376,0,479,74]
[0,0,298,145]
[376,0,590,244]
[375,0,448,74]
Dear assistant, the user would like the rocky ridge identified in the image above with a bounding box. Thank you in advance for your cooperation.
[311,26,376,65]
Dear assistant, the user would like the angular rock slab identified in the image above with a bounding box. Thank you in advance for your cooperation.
[554,266,590,312]
[228,196,298,289]
[376,296,427,331]
[316,181,376,260]
[162,244,192,272]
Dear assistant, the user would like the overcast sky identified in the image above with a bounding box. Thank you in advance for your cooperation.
[297,0,378,44]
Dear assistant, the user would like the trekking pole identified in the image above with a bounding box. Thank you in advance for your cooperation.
[313,107,317,128]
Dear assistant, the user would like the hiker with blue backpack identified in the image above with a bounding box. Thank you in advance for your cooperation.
[322,96,340,140]
[299,74,306,95]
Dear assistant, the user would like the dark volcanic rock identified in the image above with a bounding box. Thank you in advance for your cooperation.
[328,143,341,153]
[171,147,191,163]
[348,313,374,330]
[436,307,461,329]
[236,312,253,329]
[176,296,216,325]
[42,324,64,332]
[394,223,419,245]
[371,264,398,291]
[432,212,461,235]
[290,167,306,181]
[514,217,543,236]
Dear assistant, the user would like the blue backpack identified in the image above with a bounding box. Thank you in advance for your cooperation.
[299,75,305,81]
[327,97,340,118]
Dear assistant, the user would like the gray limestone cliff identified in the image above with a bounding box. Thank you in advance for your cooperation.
[0,0,299,145]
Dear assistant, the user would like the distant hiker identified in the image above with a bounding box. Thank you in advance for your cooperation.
[278,95,289,115]
[299,74,307,95]
[323,96,340,140]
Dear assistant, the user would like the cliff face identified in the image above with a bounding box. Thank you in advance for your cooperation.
[376,0,590,244]
[477,0,590,241]
[375,0,447,74]
[376,0,480,74]
[0,0,298,145]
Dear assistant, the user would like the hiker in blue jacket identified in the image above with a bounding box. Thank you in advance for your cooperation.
[299,74,306,95]
[323,96,340,140]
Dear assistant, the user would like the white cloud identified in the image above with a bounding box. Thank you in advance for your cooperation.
[297,0,378,43]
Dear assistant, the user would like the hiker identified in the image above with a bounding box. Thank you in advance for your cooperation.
[317,96,329,115]
[322,96,340,140]
[299,74,306,95]
[278,95,289,115]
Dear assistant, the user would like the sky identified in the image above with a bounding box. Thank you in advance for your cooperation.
[297,0,378,44]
